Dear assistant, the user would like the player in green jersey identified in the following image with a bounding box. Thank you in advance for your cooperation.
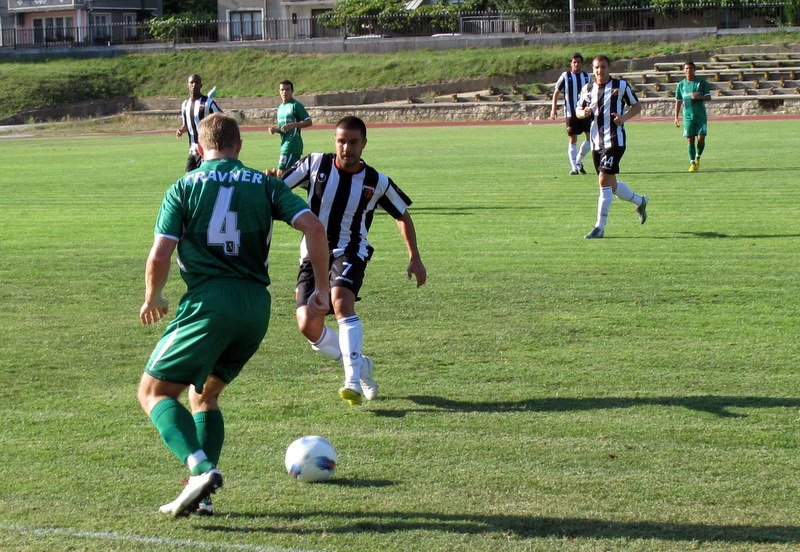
[267,80,313,178]
[674,61,711,172]
[138,113,330,517]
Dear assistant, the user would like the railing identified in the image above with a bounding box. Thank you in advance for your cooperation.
[0,3,788,50]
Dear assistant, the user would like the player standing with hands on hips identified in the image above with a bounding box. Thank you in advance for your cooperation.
[267,80,313,178]
[576,55,649,239]
[138,113,330,517]
[281,116,427,406]
[674,61,711,172]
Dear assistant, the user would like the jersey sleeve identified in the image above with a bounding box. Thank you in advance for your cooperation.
[208,99,221,114]
[281,154,312,189]
[153,180,184,240]
[266,176,311,225]
[554,73,566,93]
[577,83,590,108]
[623,81,638,105]
[377,176,412,219]
[295,102,311,121]
[701,79,711,96]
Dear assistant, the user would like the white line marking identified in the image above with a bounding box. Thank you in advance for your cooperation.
[0,523,320,552]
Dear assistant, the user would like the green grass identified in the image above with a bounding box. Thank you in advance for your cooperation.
[0,118,798,551]
[1,30,800,121]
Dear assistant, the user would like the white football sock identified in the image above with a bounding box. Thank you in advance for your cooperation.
[568,143,578,170]
[578,139,591,163]
[338,315,363,386]
[309,326,342,361]
[614,180,642,206]
[596,187,613,230]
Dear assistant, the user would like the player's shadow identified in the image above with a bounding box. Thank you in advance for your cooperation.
[675,231,800,239]
[202,510,800,543]
[409,205,542,215]
[369,395,800,419]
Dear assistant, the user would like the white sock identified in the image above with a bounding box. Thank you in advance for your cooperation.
[187,450,209,471]
[337,315,363,386]
[596,187,613,230]
[568,143,578,170]
[309,326,342,361]
[614,180,642,206]
[578,140,591,163]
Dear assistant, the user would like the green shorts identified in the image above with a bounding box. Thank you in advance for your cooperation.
[145,280,270,393]
[278,150,302,170]
[683,119,708,138]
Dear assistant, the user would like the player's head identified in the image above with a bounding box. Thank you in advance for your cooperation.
[334,116,367,172]
[279,80,294,102]
[188,74,202,97]
[570,53,584,71]
[683,61,697,78]
[591,55,611,84]
[198,113,241,156]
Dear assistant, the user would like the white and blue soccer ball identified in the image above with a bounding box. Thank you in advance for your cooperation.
[284,436,337,482]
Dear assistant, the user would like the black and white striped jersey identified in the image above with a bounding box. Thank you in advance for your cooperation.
[180,95,221,154]
[554,71,591,118]
[282,153,412,261]
[578,78,638,150]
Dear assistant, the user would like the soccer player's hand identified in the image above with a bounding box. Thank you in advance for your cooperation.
[175,129,182,138]
[611,112,624,126]
[140,297,169,325]
[306,289,330,317]
[674,118,680,127]
[407,259,427,288]
[267,126,277,135]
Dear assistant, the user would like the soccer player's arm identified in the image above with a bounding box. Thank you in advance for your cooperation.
[291,208,330,316]
[615,86,641,126]
[550,77,564,119]
[674,85,683,126]
[395,210,427,288]
[575,86,591,119]
[176,107,188,138]
[140,235,177,325]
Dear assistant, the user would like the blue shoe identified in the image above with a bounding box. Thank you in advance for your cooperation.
[584,227,604,239]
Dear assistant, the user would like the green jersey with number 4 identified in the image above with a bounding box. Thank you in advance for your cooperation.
[154,158,310,288]
[675,78,710,122]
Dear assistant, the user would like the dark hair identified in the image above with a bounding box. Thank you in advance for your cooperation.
[188,74,202,84]
[336,116,367,139]
[279,80,294,90]
[592,55,611,66]
[571,53,584,62]
[684,61,696,69]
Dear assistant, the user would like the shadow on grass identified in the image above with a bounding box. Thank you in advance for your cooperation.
[203,509,800,543]
[605,232,800,239]
[370,395,800,419]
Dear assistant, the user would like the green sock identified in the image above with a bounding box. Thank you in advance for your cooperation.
[150,398,213,474]
[688,142,696,162]
[696,140,705,157]
[194,409,224,467]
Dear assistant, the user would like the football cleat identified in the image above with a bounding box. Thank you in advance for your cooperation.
[339,385,363,406]
[159,469,223,517]
[360,356,379,401]
[584,226,604,239]
[569,169,579,176]
[694,157,701,170]
[195,495,214,516]
[636,195,648,225]
[577,163,586,174]
[688,162,697,172]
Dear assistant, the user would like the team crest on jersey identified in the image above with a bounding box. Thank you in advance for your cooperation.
[317,172,327,183]
[362,186,375,201]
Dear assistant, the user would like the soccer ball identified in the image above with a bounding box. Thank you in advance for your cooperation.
[284,435,337,483]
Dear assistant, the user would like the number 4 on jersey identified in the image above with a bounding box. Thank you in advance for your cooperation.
[208,186,241,255]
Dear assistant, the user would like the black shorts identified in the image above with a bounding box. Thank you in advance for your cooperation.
[185,153,203,173]
[592,146,626,175]
[566,116,591,136]
[295,254,366,310]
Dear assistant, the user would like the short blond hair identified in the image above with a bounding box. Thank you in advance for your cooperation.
[198,113,240,152]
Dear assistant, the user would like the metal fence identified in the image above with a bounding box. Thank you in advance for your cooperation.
[0,3,788,49]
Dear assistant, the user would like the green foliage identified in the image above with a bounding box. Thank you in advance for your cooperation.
[318,0,483,35]
[147,13,216,42]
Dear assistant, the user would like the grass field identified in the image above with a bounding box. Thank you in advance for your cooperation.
[0,118,798,552]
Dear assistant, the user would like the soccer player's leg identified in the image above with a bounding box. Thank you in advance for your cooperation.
[695,121,708,169]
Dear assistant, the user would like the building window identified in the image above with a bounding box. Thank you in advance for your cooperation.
[230,11,263,41]
[92,13,111,42]
[123,13,137,40]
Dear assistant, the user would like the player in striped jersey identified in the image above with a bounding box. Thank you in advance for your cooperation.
[176,74,221,173]
[282,116,427,406]
[576,55,649,239]
[550,53,592,175]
